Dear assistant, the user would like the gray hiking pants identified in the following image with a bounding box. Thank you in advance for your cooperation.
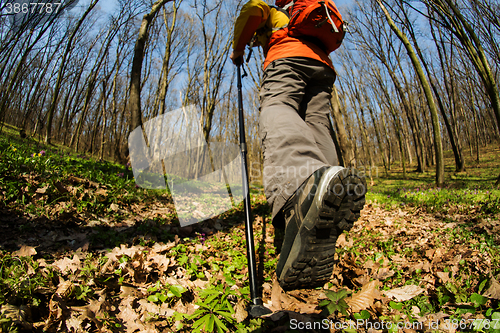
[259,57,338,222]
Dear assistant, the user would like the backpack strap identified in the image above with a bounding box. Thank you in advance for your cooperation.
[282,1,295,11]
[320,1,339,33]
[269,5,289,31]
[270,5,290,18]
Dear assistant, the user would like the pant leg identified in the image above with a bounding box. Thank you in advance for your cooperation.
[259,57,337,220]
[300,70,339,166]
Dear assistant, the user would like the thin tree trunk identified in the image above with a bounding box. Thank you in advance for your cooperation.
[44,0,99,144]
[330,85,354,167]
[378,0,444,186]
[129,0,173,135]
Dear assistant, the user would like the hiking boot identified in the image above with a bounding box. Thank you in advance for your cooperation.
[275,166,366,290]
[273,226,285,254]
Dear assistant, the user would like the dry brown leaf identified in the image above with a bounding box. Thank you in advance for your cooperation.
[346,280,380,312]
[138,299,161,315]
[110,203,120,212]
[422,261,432,272]
[483,277,500,300]
[270,279,283,311]
[0,304,31,329]
[94,188,108,198]
[193,279,208,290]
[364,259,377,270]
[120,285,141,298]
[262,282,272,294]
[45,280,74,331]
[52,255,81,274]
[35,185,49,194]
[117,296,149,333]
[425,249,435,259]
[411,262,424,273]
[431,248,447,263]
[233,299,248,323]
[436,271,452,284]
[384,285,424,302]
[336,234,353,248]
[13,245,37,257]
[106,244,144,262]
[374,267,395,280]
[148,254,170,272]
[159,303,176,318]
[353,275,370,287]
[55,280,74,298]
[151,241,175,253]
[65,314,84,333]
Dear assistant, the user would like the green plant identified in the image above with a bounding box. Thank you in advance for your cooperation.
[177,283,237,332]
[470,293,488,309]
[0,313,18,333]
[96,312,122,330]
[147,282,186,305]
[353,309,371,321]
[319,289,350,316]
[74,285,93,301]
[0,253,48,307]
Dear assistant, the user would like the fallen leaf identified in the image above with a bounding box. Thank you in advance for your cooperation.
[13,245,37,257]
[148,253,170,272]
[120,285,141,298]
[55,280,74,298]
[436,271,451,284]
[117,296,157,333]
[110,203,120,212]
[138,299,161,315]
[374,267,395,280]
[159,303,176,317]
[65,314,83,333]
[35,185,49,194]
[151,241,175,253]
[384,285,425,302]
[346,280,380,312]
[336,234,353,248]
[106,244,144,262]
[0,304,31,329]
[483,277,500,300]
[233,299,248,323]
[270,279,283,311]
[52,255,81,274]
[94,188,108,196]
[425,249,435,259]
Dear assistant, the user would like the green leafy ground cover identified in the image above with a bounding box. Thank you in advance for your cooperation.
[1,125,500,332]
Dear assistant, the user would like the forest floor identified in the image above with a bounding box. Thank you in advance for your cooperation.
[1,123,500,333]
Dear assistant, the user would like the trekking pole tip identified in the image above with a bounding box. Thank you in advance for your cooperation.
[248,302,273,318]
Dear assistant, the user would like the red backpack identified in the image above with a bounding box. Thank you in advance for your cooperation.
[275,0,346,53]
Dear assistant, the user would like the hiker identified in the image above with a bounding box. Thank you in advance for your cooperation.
[231,0,366,290]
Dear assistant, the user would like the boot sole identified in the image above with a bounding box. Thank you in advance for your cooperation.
[276,167,366,290]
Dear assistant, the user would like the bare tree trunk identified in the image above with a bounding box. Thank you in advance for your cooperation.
[330,85,355,166]
[377,0,444,186]
[155,1,182,116]
[365,93,388,174]
[44,0,99,144]
[371,64,406,177]
[129,0,173,135]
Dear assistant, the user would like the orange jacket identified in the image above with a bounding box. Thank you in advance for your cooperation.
[233,0,334,70]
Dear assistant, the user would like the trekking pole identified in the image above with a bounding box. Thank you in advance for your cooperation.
[236,63,272,318]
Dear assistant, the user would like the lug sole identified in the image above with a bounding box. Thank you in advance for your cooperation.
[277,167,366,290]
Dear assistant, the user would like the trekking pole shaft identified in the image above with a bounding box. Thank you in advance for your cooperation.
[237,64,262,307]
